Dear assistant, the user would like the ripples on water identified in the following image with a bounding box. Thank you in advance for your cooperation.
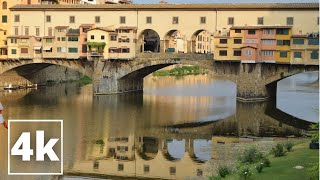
[0,73,318,180]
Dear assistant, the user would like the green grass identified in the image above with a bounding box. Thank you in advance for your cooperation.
[152,65,208,76]
[224,141,319,180]
[79,76,92,85]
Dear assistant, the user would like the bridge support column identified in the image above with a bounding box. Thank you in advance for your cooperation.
[160,40,166,53]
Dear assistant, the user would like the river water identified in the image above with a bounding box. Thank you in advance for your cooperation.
[0,72,318,180]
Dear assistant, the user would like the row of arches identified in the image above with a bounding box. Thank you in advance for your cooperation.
[138,29,213,54]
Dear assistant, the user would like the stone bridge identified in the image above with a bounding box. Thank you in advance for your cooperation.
[0,53,318,100]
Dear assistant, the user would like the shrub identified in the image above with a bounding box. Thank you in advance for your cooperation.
[284,142,294,152]
[239,147,263,164]
[255,163,264,173]
[208,175,222,180]
[261,157,271,167]
[217,165,232,178]
[308,162,319,180]
[239,165,252,180]
[271,143,286,157]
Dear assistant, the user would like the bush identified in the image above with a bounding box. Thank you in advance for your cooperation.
[255,163,264,173]
[239,165,252,180]
[239,147,263,164]
[217,165,232,178]
[261,157,271,167]
[271,143,286,157]
[208,175,222,180]
[308,162,319,180]
[284,142,294,152]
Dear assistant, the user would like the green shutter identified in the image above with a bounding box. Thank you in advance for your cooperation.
[311,51,319,59]
[294,52,302,58]
[277,40,282,45]
[280,51,287,58]
[293,39,304,45]
[308,39,319,45]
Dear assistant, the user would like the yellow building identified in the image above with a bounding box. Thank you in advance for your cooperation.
[195,30,212,54]
[291,33,319,65]
[275,27,292,63]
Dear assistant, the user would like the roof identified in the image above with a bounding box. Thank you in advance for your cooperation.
[117,26,137,30]
[240,45,258,49]
[7,35,33,39]
[80,24,94,27]
[88,27,115,32]
[10,3,319,11]
[55,26,69,29]
[231,25,292,30]
[291,34,308,38]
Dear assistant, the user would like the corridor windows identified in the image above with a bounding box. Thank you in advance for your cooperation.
[118,164,124,171]
[146,16,152,24]
[228,17,234,25]
[257,17,264,25]
[46,15,51,23]
[48,27,53,36]
[120,16,126,24]
[170,167,176,175]
[69,16,75,23]
[14,27,18,35]
[144,165,150,173]
[287,17,294,25]
[172,16,179,24]
[35,27,40,36]
[219,50,227,56]
[2,15,7,23]
[95,16,100,23]
[200,16,206,24]
[14,15,20,22]
[24,27,29,36]
[2,1,7,9]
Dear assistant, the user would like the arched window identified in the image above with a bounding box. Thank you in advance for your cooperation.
[2,1,7,9]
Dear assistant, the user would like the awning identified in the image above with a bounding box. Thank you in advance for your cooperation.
[33,46,41,50]
[43,47,52,51]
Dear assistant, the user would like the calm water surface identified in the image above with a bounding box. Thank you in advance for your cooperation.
[0,72,318,180]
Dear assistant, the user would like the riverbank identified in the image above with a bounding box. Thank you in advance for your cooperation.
[152,65,208,76]
[221,141,319,180]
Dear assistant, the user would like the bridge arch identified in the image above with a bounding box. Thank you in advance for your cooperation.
[163,30,187,53]
[137,29,160,53]
[190,29,213,53]
[137,136,160,160]
[162,139,186,161]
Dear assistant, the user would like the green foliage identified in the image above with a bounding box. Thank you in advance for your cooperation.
[308,162,319,180]
[79,76,92,85]
[239,147,264,164]
[217,165,232,178]
[255,163,264,173]
[208,175,222,180]
[238,165,252,180]
[261,157,271,167]
[87,41,106,52]
[271,143,286,157]
[309,122,319,142]
[284,142,294,152]
[153,65,208,76]
[95,139,105,144]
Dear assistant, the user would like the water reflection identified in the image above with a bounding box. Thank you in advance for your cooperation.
[0,73,317,180]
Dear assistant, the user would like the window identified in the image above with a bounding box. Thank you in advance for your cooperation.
[23,27,29,35]
[69,16,75,23]
[46,15,51,23]
[2,15,7,23]
[82,45,87,53]
[2,2,7,9]
[61,37,66,41]
[219,50,227,56]
[219,39,227,44]
[101,35,104,40]
[235,29,241,33]
[14,27,18,35]
[248,30,255,35]
[21,48,28,54]
[57,37,60,41]
[83,28,89,33]
[262,51,274,56]
[146,16,152,24]
[121,48,130,53]
[257,17,264,25]
[245,49,252,56]
[21,39,27,43]
[14,15,20,22]
[109,48,119,53]
[276,29,289,35]
[90,35,94,40]
[234,39,242,44]
[280,51,287,58]
[11,49,16,54]
[68,36,78,41]
[68,47,78,53]
[263,29,273,34]
[277,40,290,46]
[287,17,294,25]
[172,16,179,24]
[200,16,206,24]
[120,16,126,24]
[197,169,203,177]
[233,50,241,56]
[118,164,124,171]
[170,167,176,175]
[46,38,53,43]
[48,27,52,36]
[262,40,275,45]
[293,39,304,45]
[144,165,150,173]
[228,17,234,25]
[10,38,17,44]
[93,161,99,170]
[36,27,40,36]
[294,52,302,58]
[245,39,256,44]
[95,16,100,23]
[311,51,318,59]
[308,39,319,45]
[110,35,117,41]
[57,47,66,52]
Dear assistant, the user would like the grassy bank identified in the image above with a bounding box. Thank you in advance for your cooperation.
[152,65,208,76]
[218,141,319,180]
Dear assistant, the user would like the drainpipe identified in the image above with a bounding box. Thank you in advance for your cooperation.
[42,10,45,59]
